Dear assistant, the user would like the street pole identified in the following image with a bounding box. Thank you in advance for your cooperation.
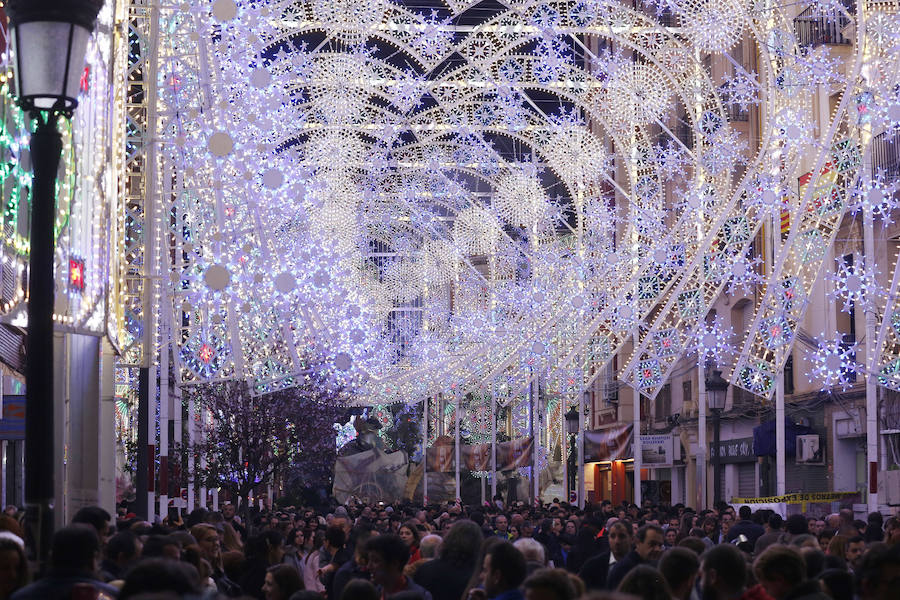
[24,114,63,563]
[713,408,721,507]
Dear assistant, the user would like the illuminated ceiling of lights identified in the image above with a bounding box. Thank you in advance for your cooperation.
[152,0,900,404]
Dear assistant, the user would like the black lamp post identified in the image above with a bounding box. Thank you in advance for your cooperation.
[7,0,104,562]
[706,369,728,508]
[565,406,579,502]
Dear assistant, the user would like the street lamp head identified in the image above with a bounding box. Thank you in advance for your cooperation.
[6,0,105,115]
[706,369,729,411]
[565,406,580,436]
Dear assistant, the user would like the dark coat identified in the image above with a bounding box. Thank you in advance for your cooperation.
[412,557,477,600]
[11,569,120,600]
[578,551,613,591]
[726,519,766,546]
[605,550,645,591]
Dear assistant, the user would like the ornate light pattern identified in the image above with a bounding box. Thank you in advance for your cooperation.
[129,0,900,411]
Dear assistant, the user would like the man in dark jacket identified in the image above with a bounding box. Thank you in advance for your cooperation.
[606,523,664,591]
[414,520,483,600]
[753,545,830,600]
[726,506,766,546]
[578,520,632,591]
[701,543,774,600]
[11,525,119,600]
[366,534,432,599]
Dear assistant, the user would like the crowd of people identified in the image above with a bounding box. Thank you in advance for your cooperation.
[0,497,898,600]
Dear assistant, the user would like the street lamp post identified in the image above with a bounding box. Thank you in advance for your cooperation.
[565,406,579,503]
[7,0,104,562]
[705,369,728,508]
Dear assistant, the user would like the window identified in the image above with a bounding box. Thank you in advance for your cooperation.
[784,355,795,395]
[656,384,672,422]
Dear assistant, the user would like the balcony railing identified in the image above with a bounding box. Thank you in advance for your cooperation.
[872,127,900,182]
[793,3,854,46]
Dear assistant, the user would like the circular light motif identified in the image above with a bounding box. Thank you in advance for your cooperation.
[204,264,231,291]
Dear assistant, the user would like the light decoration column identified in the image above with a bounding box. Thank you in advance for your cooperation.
[7,0,104,561]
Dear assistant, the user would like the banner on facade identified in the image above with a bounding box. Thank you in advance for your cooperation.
[730,491,861,519]
[584,424,633,463]
[426,437,456,472]
[462,443,492,471]
[496,436,534,470]
[639,434,675,466]
[426,437,534,472]
[711,436,756,463]
[333,448,411,504]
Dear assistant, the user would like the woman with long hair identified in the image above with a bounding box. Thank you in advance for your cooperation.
[263,564,303,600]
[302,529,327,594]
[398,520,422,564]
[283,528,312,574]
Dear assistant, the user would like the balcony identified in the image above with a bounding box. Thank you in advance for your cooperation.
[872,127,900,182]
[793,3,854,46]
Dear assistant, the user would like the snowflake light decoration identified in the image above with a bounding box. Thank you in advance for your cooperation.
[808,333,859,391]
[693,316,735,367]
[828,253,880,313]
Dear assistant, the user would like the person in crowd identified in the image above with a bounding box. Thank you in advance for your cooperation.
[11,524,119,600]
[658,546,699,600]
[509,526,521,542]
[303,529,327,594]
[72,506,113,549]
[332,526,376,600]
[578,520,632,591]
[365,534,432,599]
[565,527,598,574]
[865,512,884,543]
[418,534,441,560]
[700,543,773,600]
[825,534,849,561]
[221,503,246,540]
[818,529,835,552]
[99,530,142,582]
[816,569,854,600]
[883,517,900,546]
[616,565,672,600]
[521,567,577,600]
[468,541,527,600]
[495,514,511,540]
[663,527,678,549]
[513,538,547,576]
[283,528,312,574]
[414,520,483,600]
[0,537,27,600]
[399,521,422,564]
[726,506,765,546]
[340,578,379,600]
[191,522,242,597]
[263,564,304,600]
[117,558,202,599]
[845,535,865,573]
[754,513,784,555]
[854,543,900,600]
[141,534,181,561]
[605,523,664,591]
[753,545,830,600]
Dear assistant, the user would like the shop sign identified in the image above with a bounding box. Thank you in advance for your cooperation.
[640,434,675,466]
[711,436,755,463]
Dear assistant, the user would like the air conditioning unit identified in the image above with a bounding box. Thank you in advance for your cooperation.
[796,434,824,464]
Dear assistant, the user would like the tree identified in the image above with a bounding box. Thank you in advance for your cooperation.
[188,376,343,510]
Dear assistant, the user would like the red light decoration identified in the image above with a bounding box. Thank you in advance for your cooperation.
[80,66,90,93]
[69,258,85,291]
[198,343,214,364]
